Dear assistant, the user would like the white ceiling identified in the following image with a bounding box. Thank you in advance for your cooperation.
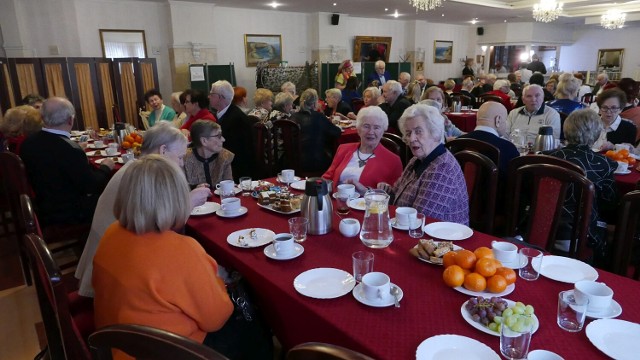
[178,0,640,27]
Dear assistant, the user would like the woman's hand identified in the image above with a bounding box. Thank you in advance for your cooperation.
[346,112,357,120]
[190,186,212,208]
[345,179,367,195]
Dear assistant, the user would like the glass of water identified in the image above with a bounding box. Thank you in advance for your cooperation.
[239,177,252,197]
[409,213,425,238]
[500,317,533,360]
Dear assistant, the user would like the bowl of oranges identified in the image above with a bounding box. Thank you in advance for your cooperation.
[442,247,517,297]
[604,148,636,166]
[122,133,143,150]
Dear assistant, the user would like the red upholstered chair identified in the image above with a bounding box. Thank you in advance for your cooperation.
[507,154,585,177]
[252,120,276,179]
[611,190,640,279]
[382,132,410,167]
[505,164,595,262]
[89,324,229,360]
[454,150,498,234]
[287,342,375,360]
[273,118,324,177]
[445,138,500,168]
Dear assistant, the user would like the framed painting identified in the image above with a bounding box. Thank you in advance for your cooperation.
[434,40,453,64]
[353,36,392,63]
[244,34,282,67]
[597,48,624,70]
[99,29,147,58]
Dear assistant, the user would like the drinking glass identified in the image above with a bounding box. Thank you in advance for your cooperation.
[239,177,252,197]
[336,193,350,216]
[352,251,374,282]
[519,248,543,281]
[288,217,309,243]
[409,213,425,238]
[500,318,533,360]
[557,290,588,332]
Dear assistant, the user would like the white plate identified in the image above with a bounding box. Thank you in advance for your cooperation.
[290,180,306,190]
[332,192,360,199]
[500,253,527,270]
[527,350,564,360]
[190,202,220,216]
[213,186,242,196]
[391,218,412,230]
[539,255,598,283]
[454,283,515,298]
[416,334,500,360]
[424,222,473,240]
[85,150,100,157]
[586,299,622,319]
[215,206,248,218]
[460,299,539,336]
[87,143,107,149]
[264,243,304,260]
[586,319,640,360]
[257,202,300,215]
[348,198,366,211]
[94,150,121,157]
[71,130,86,136]
[293,268,356,299]
[352,283,403,307]
[414,242,463,265]
[277,175,301,183]
[226,228,274,248]
[615,169,632,175]
[95,157,123,164]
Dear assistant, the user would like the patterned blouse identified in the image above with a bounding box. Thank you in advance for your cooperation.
[248,107,270,123]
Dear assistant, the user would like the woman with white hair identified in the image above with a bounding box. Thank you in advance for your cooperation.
[547,74,587,115]
[420,86,465,141]
[323,106,403,194]
[324,88,353,119]
[379,104,469,225]
[248,88,274,122]
[269,92,295,122]
[363,86,382,107]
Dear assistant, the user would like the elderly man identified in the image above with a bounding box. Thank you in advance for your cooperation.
[416,73,427,96]
[21,97,114,226]
[367,60,391,87]
[486,79,514,112]
[507,84,561,142]
[526,54,547,74]
[459,77,477,108]
[398,72,411,95]
[209,80,257,181]
[593,73,609,96]
[379,80,412,133]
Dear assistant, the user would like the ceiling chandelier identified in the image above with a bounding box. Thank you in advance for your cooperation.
[409,0,445,11]
[532,0,563,23]
[601,9,626,30]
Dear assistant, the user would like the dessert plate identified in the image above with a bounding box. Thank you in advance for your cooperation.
[257,202,300,215]
[348,198,366,211]
[586,319,640,360]
[215,206,248,218]
[293,268,355,299]
[352,283,403,307]
[190,202,220,216]
[424,222,473,240]
[226,228,274,248]
[414,241,463,265]
[416,334,499,360]
[264,243,304,260]
[539,255,598,283]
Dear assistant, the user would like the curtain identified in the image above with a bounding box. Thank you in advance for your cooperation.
[44,63,66,97]
[3,64,16,108]
[103,41,145,58]
[16,64,38,98]
[119,62,137,126]
[74,63,98,130]
[141,62,155,111]
[98,63,115,127]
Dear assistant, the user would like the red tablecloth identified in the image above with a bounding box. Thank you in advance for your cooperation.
[186,179,639,359]
[615,167,640,195]
[445,111,477,132]
[84,142,124,172]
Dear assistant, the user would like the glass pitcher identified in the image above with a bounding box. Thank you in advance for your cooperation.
[360,189,394,248]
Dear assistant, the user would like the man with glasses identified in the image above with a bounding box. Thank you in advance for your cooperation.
[593,89,637,150]
[507,84,561,143]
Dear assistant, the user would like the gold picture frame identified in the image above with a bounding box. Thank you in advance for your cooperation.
[353,36,392,63]
[244,34,282,67]
[434,40,453,64]
[99,29,147,58]
[597,48,624,71]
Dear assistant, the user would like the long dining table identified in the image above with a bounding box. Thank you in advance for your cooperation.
[186,178,640,359]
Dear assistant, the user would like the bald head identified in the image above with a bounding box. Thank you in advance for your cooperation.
[477,102,508,137]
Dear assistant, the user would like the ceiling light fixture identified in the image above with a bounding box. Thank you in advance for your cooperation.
[409,0,445,12]
[393,10,399,18]
[471,18,477,25]
[601,9,626,30]
[268,1,280,8]
[532,0,562,23]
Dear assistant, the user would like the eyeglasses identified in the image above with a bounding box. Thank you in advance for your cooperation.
[207,133,223,139]
[209,92,225,99]
[600,106,620,113]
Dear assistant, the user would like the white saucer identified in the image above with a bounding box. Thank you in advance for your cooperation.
[99,150,121,157]
[215,206,248,218]
[87,143,107,149]
[263,243,304,260]
[213,186,242,196]
[277,175,301,183]
[615,169,631,175]
[95,157,123,164]
[586,299,622,319]
[190,202,220,216]
[500,253,527,269]
[332,192,360,199]
[352,283,403,307]
[391,218,411,230]
[527,350,564,360]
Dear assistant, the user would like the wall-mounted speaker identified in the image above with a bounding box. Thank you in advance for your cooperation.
[331,14,340,25]
[477,27,484,36]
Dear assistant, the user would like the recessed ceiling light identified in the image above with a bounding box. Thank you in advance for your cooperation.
[268,1,280,8]
[333,2,337,6]
[504,19,507,23]
[442,13,445,17]
[385,8,388,11]
[471,19,477,24]
[393,10,399,18]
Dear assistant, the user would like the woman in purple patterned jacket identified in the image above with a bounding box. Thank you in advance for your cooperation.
[379,104,469,225]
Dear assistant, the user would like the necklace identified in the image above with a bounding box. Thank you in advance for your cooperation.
[357,146,376,168]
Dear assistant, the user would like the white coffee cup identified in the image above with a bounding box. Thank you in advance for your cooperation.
[94,140,104,148]
[220,197,241,214]
[339,218,361,237]
[105,147,118,156]
[108,142,119,149]
[574,280,613,312]
[395,207,417,227]
[614,144,631,152]
[280,169,295,182]
[361,272,390,302]
[491,240,518,264]
[616,161,628,173]
[273,233,295,256]
[337,184,356,198]
[216,180,235,195]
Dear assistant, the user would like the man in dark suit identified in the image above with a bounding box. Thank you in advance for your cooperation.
[526,54,547,74]
[209,80,257,181]
[379,80,412,134]
[366,60,391,87]
[21,97,114,226]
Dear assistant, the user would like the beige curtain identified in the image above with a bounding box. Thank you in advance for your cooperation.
[98,63,115,127]
[44,63,66,97]
[3,64,16,108]
[119,62,137,126]
[74,63,98,130]
[141,62,155,111]
[16,64,38,98]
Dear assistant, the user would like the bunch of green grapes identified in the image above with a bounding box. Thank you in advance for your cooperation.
[493,301,535,332]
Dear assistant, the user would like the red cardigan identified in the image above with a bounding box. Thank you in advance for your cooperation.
[180,108,217,131]
[323,142,403,188]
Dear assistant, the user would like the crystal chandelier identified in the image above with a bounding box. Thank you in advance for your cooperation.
[601,9,626,30]
[532,0,563,23]
[410,0,445,11]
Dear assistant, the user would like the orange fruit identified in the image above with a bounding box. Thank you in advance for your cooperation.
[462,268,471,276]
[486,275,508,293]
[474,247,494,260]
[620,149,630,157]
[495,267,517,285]
[463,272,487,292]
[122,141,131,149]
[475,257,498,277]
[492,258,503,268]
[443,265,465,287]
[443,251,457,268]
[454,249,477,270]
[628,157,636,165]
[124,135,135,143]
[614,153,625,160]
[605,150,615,158]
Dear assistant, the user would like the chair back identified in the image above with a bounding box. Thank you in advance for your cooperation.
[252,120,276,178]
[476,94,503,106]
[287,342,374,360]
[611,190,640,279]
[382,132,410,167]
[89,324,229,360]
[445,138,500,167]
[581,92,594,105]
[273,118,303,173]
[508,154,585,177]
[506,164,594,261]
[454,150,498,234]
[351,99,365,114]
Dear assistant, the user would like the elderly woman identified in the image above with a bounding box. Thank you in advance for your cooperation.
[592,89,637,150]
[92,155,233,354]
[547,74,586,115]
[144,89,176,127]
[269,92,295,122]
[548,109,618,263]
[545,79,558,96]
[322,106,403,194]
[443,79,456,96]
[76,122,211,298]
[291,89,342,173]
[379,104,469,224]
[0,105,43,154]
[324,88,353,119]
[248,88,274,122]
[180,89,216,133]
[363,86,381,107]
[335,59,353,90]
[420,86,464,141]
[281,81,299,108]
[171,91,188,128]
[183,120,234,188]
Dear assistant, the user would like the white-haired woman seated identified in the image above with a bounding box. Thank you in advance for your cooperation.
[269,92,295,122]
[248,88,274,122]
[323,106,403,194]
[324,88,353,119]
[379,104,469,225]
